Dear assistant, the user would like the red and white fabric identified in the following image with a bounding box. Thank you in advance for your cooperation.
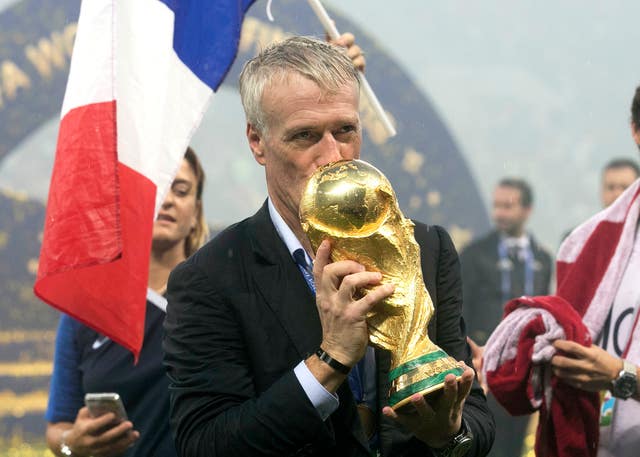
[34,0,253,358]
[483,178,640,457]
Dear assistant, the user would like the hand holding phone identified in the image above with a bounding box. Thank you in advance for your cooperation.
[84,392,128,422]
[55,399,138,457]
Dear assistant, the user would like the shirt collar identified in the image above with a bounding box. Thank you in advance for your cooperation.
[268,198,312,264]
[146,288,167,312]
[501,234,530,249]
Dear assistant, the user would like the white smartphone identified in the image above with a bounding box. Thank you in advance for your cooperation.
[84,392,128,422]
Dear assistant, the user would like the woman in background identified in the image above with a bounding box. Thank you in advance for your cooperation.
[45,147,208,457]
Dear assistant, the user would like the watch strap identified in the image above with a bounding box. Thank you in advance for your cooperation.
[612,359,637,399]
[432,417,474,457]
[315,348,351,374]
[623,359,636,378]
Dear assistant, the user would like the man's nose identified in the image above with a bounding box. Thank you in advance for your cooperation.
[317,132,343,163]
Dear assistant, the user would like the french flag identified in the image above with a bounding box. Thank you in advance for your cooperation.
[34,0,255,358]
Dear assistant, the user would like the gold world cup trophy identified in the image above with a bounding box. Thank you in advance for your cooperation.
[300,159,464,410]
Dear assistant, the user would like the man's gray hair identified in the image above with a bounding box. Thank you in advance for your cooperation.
[239,36,360,133]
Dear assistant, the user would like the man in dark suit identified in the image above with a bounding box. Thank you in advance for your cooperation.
[461,178,552,346]
[460,178,551,457]
[164,36,494,457]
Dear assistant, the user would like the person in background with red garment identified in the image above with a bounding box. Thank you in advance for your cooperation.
[483,85,640,457]
[548,85,640,457]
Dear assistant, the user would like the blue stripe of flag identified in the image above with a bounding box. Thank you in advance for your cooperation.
[160,0,256,91]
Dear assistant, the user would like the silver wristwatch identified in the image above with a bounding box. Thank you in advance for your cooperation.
[611,359,638,399]
[432,418,474,457]
[60,430,73,456]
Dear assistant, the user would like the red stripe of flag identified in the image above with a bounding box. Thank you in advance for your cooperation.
[35,101,156,358]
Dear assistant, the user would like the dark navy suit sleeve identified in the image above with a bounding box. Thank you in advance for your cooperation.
[163,260,328,457]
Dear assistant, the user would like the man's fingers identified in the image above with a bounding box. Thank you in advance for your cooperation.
[553,339,588,357]
[76,406,92,420]
[551,368,592,388]
[334,269,383,299]
[551,354,590,373]
[313,240,332,276]
[439,374,458,410]
[466,336,479,351]
[92,429,139,455]
[409,393,434,418]
[332,32,355,48]
[382,404,422,431]
[91,421,134,446]
[320,259,367,288]
[84,412,119,434]
[329,33,365,72]
[455,365,475,406]
[349,282,395,317]
[336,269,380,292]
[345,44,365,71]
[382,405,399,421]
[345,44,363,60]
[467,336,484,359]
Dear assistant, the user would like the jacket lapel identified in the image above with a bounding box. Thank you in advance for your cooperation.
[247,202,322,358]
[248,202,370,456]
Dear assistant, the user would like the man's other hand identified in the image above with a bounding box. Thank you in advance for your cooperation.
[382,363,475,449]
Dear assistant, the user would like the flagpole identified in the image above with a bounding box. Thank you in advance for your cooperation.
[307,0,397,139]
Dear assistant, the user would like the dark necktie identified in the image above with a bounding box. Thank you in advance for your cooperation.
[293,248,315,293]
[507,245,520,262]
[508,246,525,297]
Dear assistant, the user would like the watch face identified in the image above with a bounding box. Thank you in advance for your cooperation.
[615,372,637,399]
[451,436,473,457]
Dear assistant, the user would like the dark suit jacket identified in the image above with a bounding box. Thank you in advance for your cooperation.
[164,202,494,457]
[459,230,553,346]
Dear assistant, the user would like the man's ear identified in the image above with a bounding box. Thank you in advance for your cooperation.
[632,122,640,147]
[247,123,266,165]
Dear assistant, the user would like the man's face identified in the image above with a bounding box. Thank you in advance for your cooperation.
[247,73,361,229]
[601,167,638,207]
[492,185,531,236]
[631,122,640,147]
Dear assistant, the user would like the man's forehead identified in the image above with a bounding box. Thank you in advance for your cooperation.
[261,74,360,127]
[494,186,522,202]
[263,71,358,100]
[604,167,638,178]
[495,185,520,195]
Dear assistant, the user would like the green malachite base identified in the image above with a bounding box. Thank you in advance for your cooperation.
[387,350,464,409]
